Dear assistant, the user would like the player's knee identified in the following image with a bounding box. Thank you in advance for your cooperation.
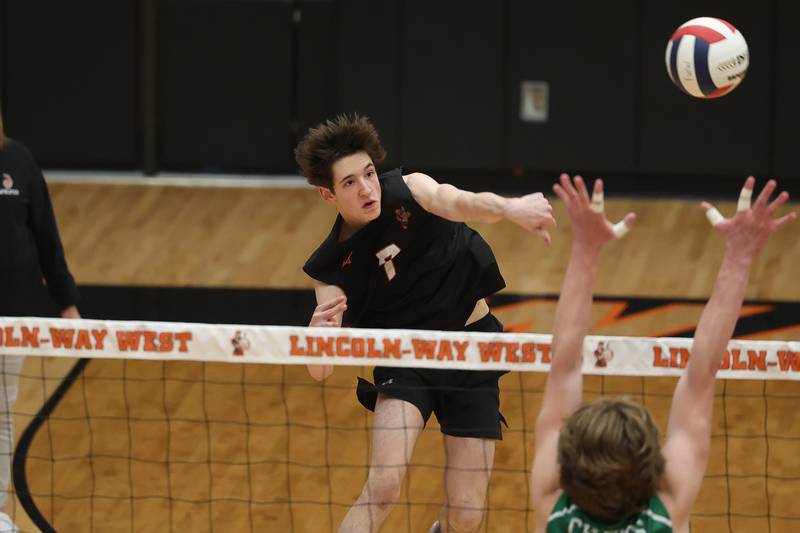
[445,507,483,533]
[365,470,403,509]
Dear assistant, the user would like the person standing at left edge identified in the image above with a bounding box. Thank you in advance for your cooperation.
[0,110,81,532]
[298,114,556,532]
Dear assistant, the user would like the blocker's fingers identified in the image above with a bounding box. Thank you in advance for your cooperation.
[623,211,636,226]
[552,183,570,205]
[590,179,605,214]
[771,211,797,231]
[767,190,790,214]
[702,201,725,227]
[754,179,777,209]
[560,173,578,199]
[737,179,754,212]
[612,212,636,239]
[574,175,590,203]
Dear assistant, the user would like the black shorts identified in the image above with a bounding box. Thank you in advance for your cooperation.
[356,313,508,440]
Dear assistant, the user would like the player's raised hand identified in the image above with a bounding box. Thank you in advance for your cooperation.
[702,176,796,259]
[552,174,635,252]
[504,192,557,244]
[309,295,347,327]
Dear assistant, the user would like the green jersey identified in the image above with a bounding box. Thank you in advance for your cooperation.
[546,492,672,532]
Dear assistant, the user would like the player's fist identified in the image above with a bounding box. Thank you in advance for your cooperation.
[504,192,556,244]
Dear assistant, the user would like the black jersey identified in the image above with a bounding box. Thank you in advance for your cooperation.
[0,139,79,315]
[303,169,505,330]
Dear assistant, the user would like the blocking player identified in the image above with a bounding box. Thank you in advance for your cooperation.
[297,114,555,532]
[530,175,794,532]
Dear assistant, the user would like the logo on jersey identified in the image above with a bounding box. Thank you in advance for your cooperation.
[342,251,353,268]
[376,244,401,281]
[593,340,614,367]
[0,174,19,196]
[231,330,251,356]
[395,206,411,229]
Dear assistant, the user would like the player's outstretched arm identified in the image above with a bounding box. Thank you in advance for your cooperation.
[530,175,635,508]
[660,177,796,524]
[306,282,347,381]
[403,171,556,243]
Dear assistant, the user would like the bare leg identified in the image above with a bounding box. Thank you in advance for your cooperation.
[438,436,495,533]
[339,394,424,533]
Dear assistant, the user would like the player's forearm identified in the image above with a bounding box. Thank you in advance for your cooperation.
[551,243,600,373]
[438,184,507,223]
[690,250,753,377]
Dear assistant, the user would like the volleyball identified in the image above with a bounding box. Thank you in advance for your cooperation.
[665,17,749,98]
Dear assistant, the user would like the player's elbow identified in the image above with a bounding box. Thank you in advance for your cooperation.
[423,183,466,221]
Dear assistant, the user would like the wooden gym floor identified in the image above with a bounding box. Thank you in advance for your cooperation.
[7,178,800,532]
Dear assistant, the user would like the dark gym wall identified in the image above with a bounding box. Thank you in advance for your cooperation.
[773,0,800,180]
[297,0,336,140]
[401,1,505,170]
[506,1,638,174]
[159,0,293,172]
[334,0,402,169]
[0,3,5,110]
[4,0,137,168]
[0,0,797,190]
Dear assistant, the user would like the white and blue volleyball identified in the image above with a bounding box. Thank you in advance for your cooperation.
[665,17,749,98]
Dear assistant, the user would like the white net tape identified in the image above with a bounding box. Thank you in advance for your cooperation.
[2,317,799,380]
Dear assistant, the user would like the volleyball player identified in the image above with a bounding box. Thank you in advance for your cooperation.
[530,175,794,532]
[297,114,555,532]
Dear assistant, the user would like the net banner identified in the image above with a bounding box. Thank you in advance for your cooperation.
[1,316,800,380]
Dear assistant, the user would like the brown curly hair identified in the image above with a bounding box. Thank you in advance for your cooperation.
[294,113,386,189]
[558,397,665,521]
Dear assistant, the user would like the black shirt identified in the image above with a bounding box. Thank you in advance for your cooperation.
[304,169,505,330]
[0,139,78,314]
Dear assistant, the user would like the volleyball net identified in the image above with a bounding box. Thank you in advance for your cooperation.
[1,316,799,532]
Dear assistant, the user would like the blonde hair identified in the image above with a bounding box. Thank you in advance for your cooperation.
[558,397,665,521]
